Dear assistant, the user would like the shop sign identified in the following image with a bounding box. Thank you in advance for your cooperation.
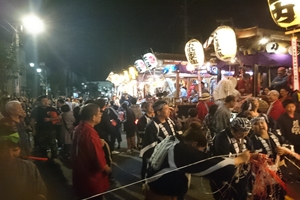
[266,42,279,53]
[291,36,299,90]
[267,0,300,28]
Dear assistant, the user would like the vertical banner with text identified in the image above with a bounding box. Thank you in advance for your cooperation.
[291,36,299,90]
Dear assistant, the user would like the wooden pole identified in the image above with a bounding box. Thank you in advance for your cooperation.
[253,64,258,97]
[198,71,202,96]
[176,70,180,98]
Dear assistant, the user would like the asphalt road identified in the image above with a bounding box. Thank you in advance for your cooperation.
[35,136,300,200]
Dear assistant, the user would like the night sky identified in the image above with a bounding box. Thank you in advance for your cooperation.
[0,0,283,80]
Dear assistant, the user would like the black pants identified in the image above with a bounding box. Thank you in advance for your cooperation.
[55,125,63,148]
[141,157,149,181]
[109,128,121,151]
[36,130,57,158]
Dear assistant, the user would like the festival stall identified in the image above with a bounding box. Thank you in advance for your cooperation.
[213,26,300,113]
[134,52,217,103]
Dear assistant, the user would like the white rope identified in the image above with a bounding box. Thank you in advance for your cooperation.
[284,156,300,170]
[82,154,240,200]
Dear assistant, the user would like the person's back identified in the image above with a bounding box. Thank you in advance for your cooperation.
[0,159,47,200]
[130,98,143,120]
[185,108,201,130]
[0,119,47,200]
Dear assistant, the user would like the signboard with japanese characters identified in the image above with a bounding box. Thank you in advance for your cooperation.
[268,0,300,28]
[291,37,299,90]
[142,53,158,70]
[134,59,147,73]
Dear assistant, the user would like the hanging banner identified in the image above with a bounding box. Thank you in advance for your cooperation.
[184,39,205,67]
[142,53,158,69]
[291,36,299,90]
[134,59,147,73]
[267,0,300,28]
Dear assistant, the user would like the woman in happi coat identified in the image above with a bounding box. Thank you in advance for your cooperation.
[250,117,288,200]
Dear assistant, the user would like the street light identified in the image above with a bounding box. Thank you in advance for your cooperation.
[36,68,42,73]
[2,15,44,96]
[29,63,35,67]
[22,15,44,34]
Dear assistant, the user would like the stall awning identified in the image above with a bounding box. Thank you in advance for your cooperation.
[217,51,299,68]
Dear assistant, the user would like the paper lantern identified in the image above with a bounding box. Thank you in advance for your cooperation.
[186,64,195,71]
[142,53,158,69]
[185,39,205,66]
[213,26,237,62]
[267,0,300,28]
[134,59,147,73]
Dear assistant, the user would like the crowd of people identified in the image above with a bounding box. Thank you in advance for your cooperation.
[0,67,300,200]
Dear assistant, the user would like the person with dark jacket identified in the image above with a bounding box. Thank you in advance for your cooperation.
[94,99,118,154]
[145,122,250,199]
[137,102,154,149]
[277,99,300,153]
[250,117,287,199]
[107,101,122,149]
[30,95,59,159]
[137,102,154,180]
[277,99,300,183]
[122,102,137,153]
[140,101,177,182]
[211,117,255,200]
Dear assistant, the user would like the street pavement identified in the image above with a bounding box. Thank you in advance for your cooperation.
[35,135,300,200]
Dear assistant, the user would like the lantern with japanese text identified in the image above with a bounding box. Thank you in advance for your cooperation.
[267,0,300,28]
[134,59,147,73]
[142,53,158,69]
[213,26,237,62]
[185,39,205,66]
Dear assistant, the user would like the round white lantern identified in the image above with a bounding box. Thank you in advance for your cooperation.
[213,26,237,62]
[185,39,205,66]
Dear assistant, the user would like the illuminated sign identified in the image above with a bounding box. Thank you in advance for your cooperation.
[267,0,300,28]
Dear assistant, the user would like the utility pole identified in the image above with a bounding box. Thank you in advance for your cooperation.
[15,28,20,96]
[4,20,21,96]
[216,18,235,28]
[184,0,188,42]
